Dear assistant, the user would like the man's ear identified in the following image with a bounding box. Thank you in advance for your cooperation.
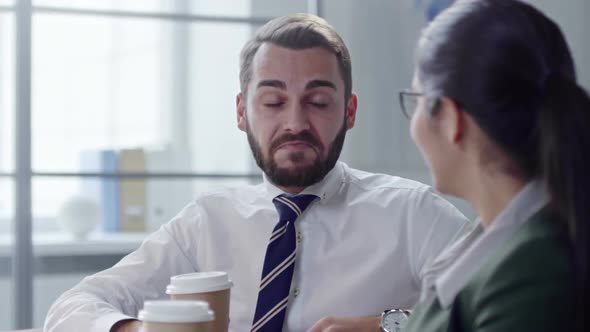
[438,96,465,145]
[345,93,358,130]
[237,92,247,132]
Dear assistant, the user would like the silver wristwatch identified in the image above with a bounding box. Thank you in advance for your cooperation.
[380,309,410,332]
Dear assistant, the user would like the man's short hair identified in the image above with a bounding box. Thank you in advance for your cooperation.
[239,13,352,102]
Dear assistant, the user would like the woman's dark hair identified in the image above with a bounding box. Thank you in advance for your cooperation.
[417,0,589,329]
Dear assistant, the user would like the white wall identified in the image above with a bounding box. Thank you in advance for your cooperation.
[326,0,425,174]
[529,0,590,89]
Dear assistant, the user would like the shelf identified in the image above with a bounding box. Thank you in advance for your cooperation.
[0,232,148,257]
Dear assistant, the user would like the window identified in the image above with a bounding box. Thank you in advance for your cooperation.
[0,11,14,235]
[31,15,255,225]
[0,12,14,174]
[3,0,315,329]
[24,1,294,231]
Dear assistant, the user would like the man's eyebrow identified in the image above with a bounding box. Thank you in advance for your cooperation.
[255,79,337,91]
[257,80,286,89]
[305,80,337,91]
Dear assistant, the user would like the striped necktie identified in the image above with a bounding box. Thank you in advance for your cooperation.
[251,194,318,332]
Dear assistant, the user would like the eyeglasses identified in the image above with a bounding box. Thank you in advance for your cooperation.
[398,90,424,119]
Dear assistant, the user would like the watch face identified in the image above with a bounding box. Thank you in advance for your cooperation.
[382,310,409,332]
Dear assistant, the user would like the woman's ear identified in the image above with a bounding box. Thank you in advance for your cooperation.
[437,96,465,145]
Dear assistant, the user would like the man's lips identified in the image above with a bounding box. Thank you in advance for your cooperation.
[276,141,315,151]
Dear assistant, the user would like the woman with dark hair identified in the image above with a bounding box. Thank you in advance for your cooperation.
[400,0,588,331]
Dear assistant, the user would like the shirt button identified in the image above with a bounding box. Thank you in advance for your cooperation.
[296,232,302,243]
[293,288,300,297]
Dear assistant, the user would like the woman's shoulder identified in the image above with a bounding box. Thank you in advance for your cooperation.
[481,208,572,284]
[458,209,574,330]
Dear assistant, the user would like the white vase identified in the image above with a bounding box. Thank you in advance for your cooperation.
[57,195,101,240]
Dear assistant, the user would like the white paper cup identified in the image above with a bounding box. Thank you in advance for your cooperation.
[139,300,214,332]
[167,272,233,332]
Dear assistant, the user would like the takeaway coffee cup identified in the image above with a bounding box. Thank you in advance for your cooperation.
[138,300,214,332]
[167,272,233,332]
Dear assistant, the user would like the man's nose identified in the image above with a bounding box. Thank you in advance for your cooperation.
[282,103,311,133]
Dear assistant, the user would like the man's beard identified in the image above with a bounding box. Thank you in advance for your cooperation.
[246,120,347,188]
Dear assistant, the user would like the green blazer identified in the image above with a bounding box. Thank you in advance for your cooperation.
[404,209,574,332]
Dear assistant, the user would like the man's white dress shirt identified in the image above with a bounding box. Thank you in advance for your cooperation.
[44,162,468,332]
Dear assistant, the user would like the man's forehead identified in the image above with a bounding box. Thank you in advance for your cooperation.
[250,43,343,88]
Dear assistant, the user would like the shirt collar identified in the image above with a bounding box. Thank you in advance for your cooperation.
[263,161,345,204]
[434,180,549,307]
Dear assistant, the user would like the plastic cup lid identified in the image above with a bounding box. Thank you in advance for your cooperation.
[166,271,233,295]
[138,300,214,323]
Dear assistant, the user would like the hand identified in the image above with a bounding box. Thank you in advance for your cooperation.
[111,319,142,332]
[306,315,381,332]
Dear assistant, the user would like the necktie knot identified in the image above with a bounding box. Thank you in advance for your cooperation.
[273,194,318,222]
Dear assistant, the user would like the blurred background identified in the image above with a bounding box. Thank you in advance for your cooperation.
[0,0,588,329]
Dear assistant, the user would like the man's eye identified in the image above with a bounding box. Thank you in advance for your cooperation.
[310,102,328,108]
[264,102,284,108]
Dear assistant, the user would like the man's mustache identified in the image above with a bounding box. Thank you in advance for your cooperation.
[270,131,322,153]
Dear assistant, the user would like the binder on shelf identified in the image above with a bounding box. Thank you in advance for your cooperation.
[79,149,120,232]
[119,148,147,232]
[145,146,193,232]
